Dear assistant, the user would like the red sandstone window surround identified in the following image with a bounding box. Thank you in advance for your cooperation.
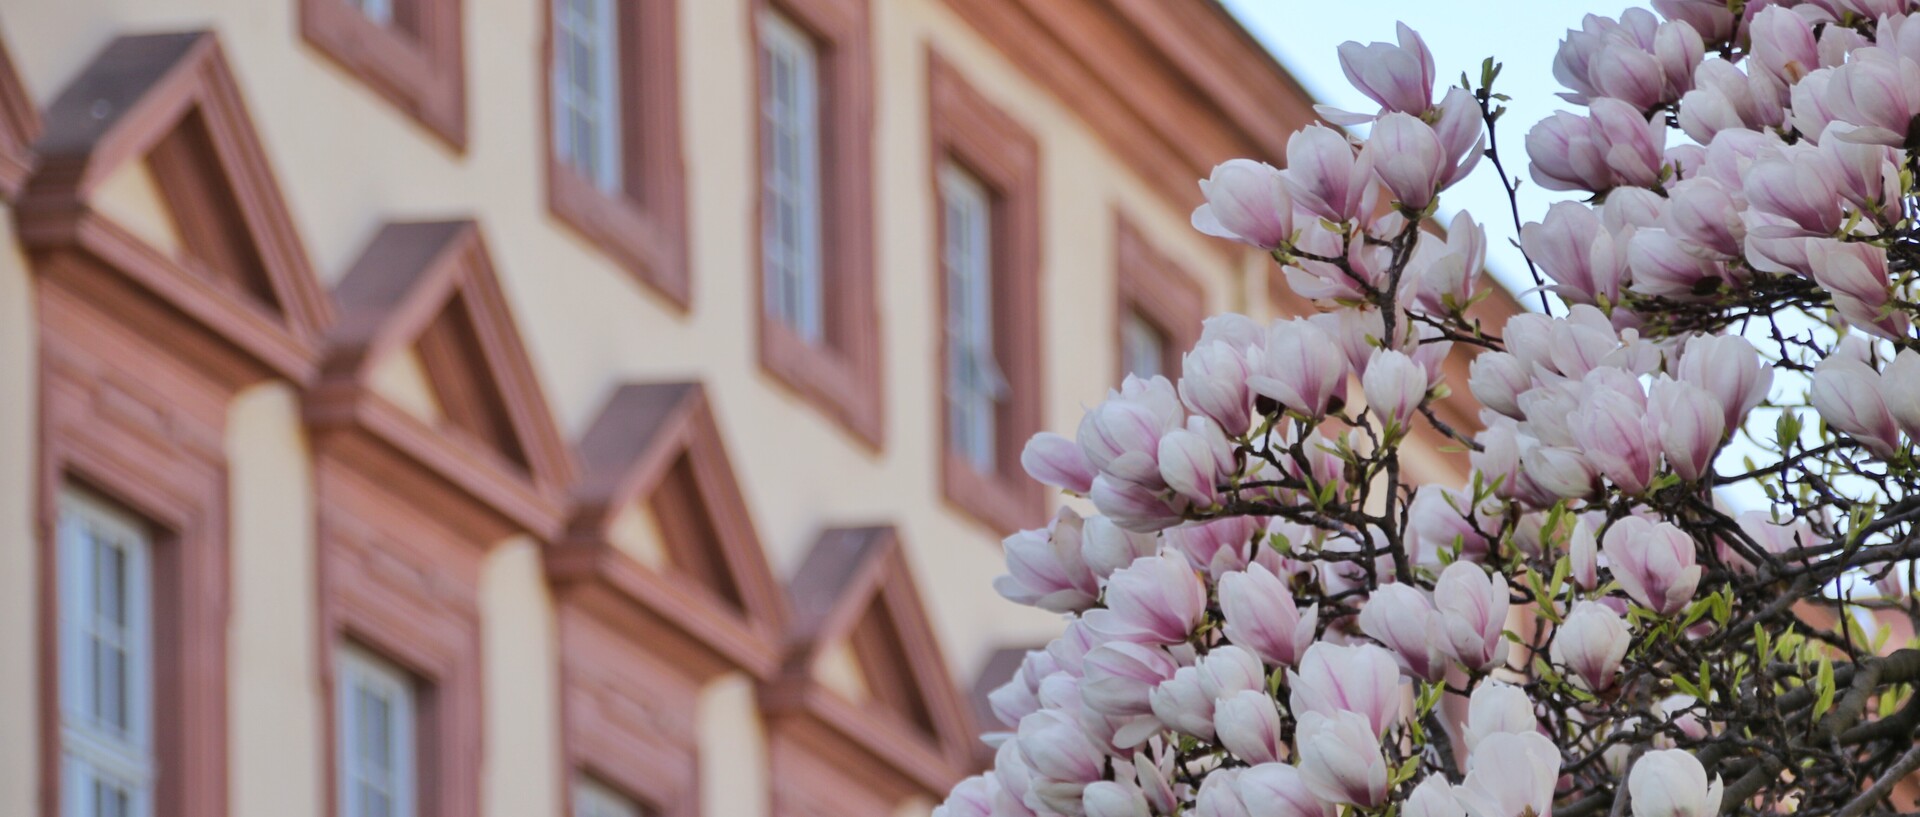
[300,0,466,148]
[928,52,1045,535]
[751,0,881,446]
[1114,216,1204,383]
[541,0,689,307]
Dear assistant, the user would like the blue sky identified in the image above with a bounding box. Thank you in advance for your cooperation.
[1218,0,1640,294]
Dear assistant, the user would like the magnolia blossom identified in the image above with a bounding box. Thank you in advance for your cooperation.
[1629,750,1725,817]
[944,11,1920,817]
[1552,601,1632,691]
[1602,517,1702,615]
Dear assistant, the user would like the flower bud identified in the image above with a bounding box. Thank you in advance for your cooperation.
[1881,349,1920,441]
[1824,47,1920,148]
[1080,515,1159,585]
[1215,689,1286,765]
[1083,780,1150,817]
[1810,239,1909,342]
[1160,417,1235,507]
[1749,7,1818,88]
[1197,769,1253,817]
[1194,159,1295,250]
[1078,376,1184,488]
[1405,776,1464,817]
[994,508,1099,612]
[1521,201,1626,306]
[1363,349,1429,431]
[1239,763,1336,817]
[1571,385,1657,494]
[1219,562,1318,668]
[1677,334,1770,431]
[933,775,996,817]
[1366,113,1448,210]
[1181,341,1257,437]
[1810,353,1901,457]
[1601,517,1702,616]
[1080,642,1179,717]
[1022,431,1096,494]
[1464,681,1538,754]
[1435,562,1512,672]
[1468,352,1531,420]
[1248,319,1350,419]
[1149,665,1216,739]
[1296,711,1389,808]
[1570,517,1600,590]
[1084,555,1208,644]
[1090,474,1185,533]
[1552,601,1632,691]
[1358,583,1449,682]
[1333,22,1436,117]
[1647,377,1726,482]
[1284,125,1375,224]
[1458,732,1560,817]
[1288,642,1403,738]
[1628,749,1725,817]
[1016,709,1105,788]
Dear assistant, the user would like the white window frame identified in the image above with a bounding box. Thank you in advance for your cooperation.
[58,489,156,817]
[336,644,418,817]
[758,11,826,345]
[1121,310,1167,380]
[551,0,623,194]
[350,0,396,26]
[574,776,645,817]
[940,163,1007,473]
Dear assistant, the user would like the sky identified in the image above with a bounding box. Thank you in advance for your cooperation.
[1218,0,1640,295]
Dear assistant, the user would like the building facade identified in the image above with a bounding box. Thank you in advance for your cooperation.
[0,1,1480,815]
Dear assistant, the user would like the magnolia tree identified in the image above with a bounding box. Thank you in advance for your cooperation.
[934,3,1920,817]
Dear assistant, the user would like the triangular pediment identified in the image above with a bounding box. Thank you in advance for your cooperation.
[565,383,782,624]
[312,220,571,539]
[0,30,40,200]
[20,31,331,375]
[775,526,976,786]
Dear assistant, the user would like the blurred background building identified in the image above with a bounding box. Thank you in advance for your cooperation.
[0,0,1487,815]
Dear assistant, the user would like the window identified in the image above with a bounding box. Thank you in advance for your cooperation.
[750,0,879,445]
[551,0,622,193]
[940,164,1004,473]
[759,12,825,344]
[929,53,1044,533]
[348,0,394,25]
[1114,217,1203,385]
[543,0,688,305]
[300,0,467,147]
[1121,311,1168,380]
[574,777,646,817]
[336,645,418,817]
[58,490,154,817]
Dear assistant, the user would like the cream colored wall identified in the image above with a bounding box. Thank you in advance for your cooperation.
[0,207,37,817]
[0,0,1421,813]
[226,383,324,817]
[480,538,562,817]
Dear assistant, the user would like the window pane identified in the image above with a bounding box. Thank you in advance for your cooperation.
[552,0,622,193]
[337,645,416,817]
[939,164,1002,473]
[1122,311,1167,380]
[575,777,646,817]
[58,490,155,814]
[759,13,824,344]
[349,0,395,26]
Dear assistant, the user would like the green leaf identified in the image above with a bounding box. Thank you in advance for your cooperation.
[1812,657,1836,723]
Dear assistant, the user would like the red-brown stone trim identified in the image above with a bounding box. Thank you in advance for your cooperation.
[17,32,333,385]
[0,29,40,200]
[749,0,882,447]
[936,0,1316,218]
[540,0,689,307]
[966,646,1031,768]
[307,220,573,543]
[1114,214,1204,383]
[762,527,975,803]
[928,52,1046,536]
[546,382,784,680]
[34,255,234,817]
[300,0,467,148]
[555,605,701,817]
[314,456,484,817]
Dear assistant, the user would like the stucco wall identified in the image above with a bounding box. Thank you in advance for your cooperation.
[0,0,1467,812]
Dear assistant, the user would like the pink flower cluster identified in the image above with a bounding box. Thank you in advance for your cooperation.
[938,2,1920,814]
